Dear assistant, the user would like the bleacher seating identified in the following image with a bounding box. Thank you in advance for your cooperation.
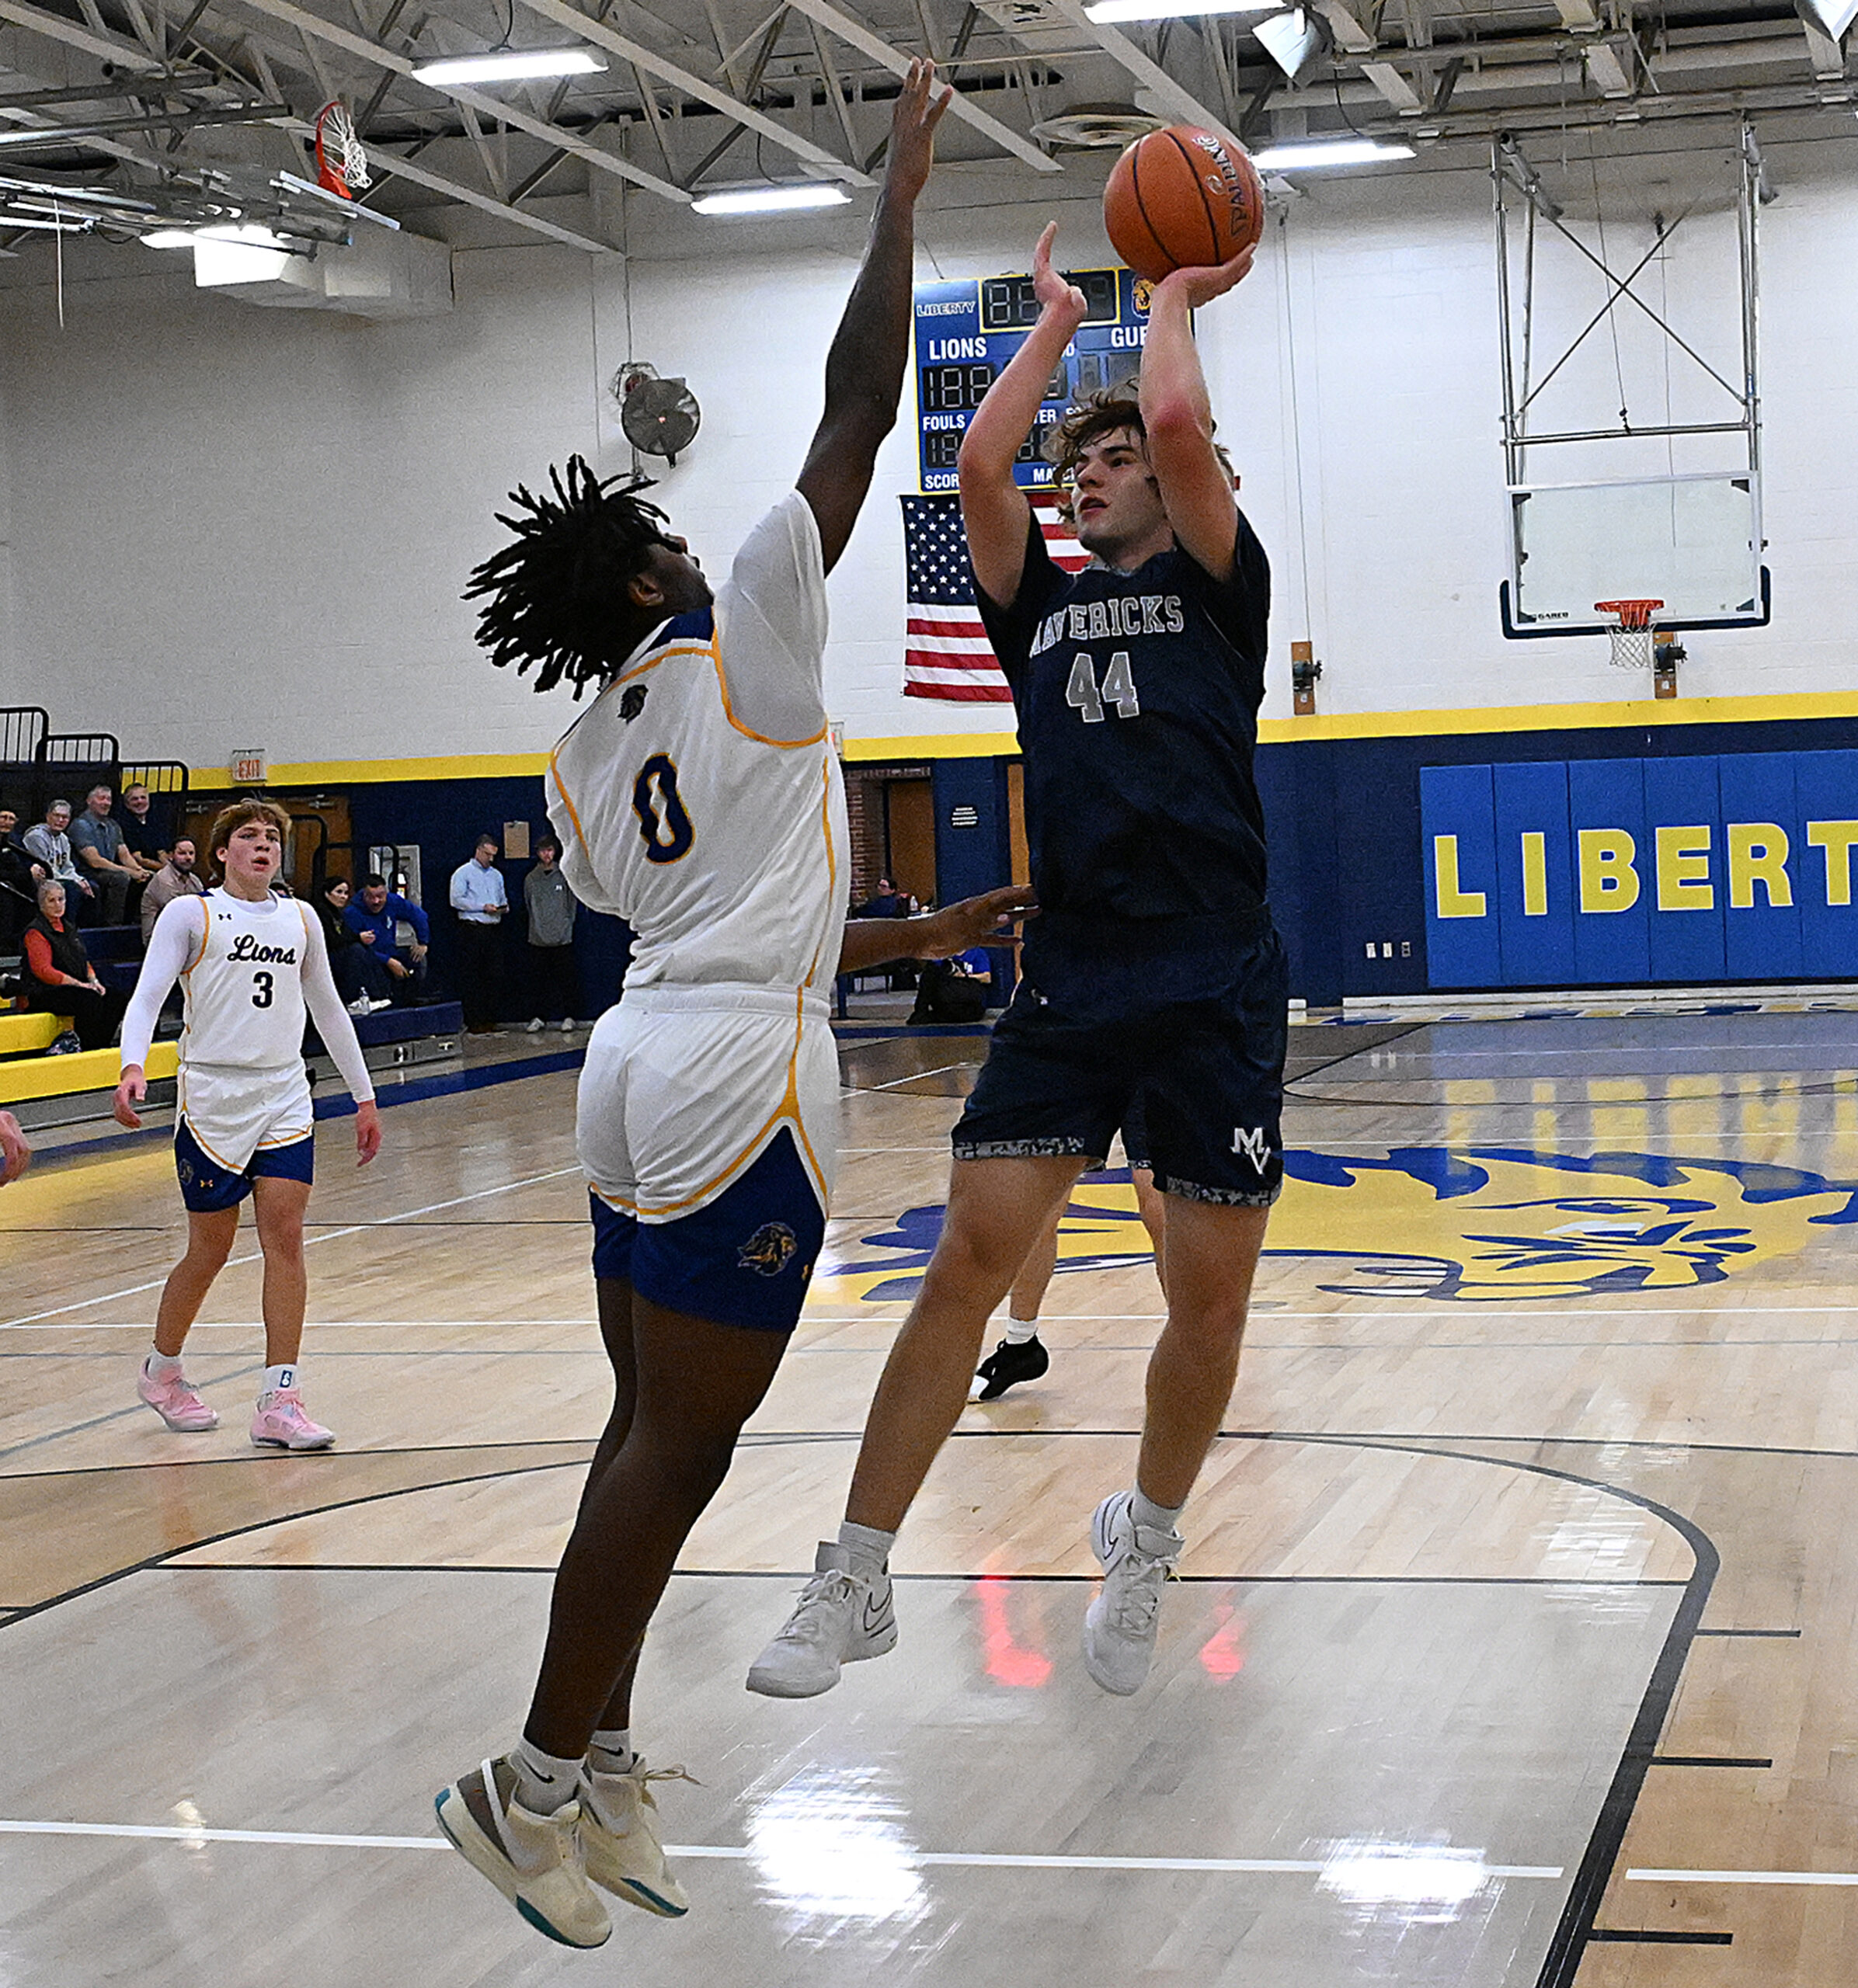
[0,1038,176,1107]
[0,1012,64,1058]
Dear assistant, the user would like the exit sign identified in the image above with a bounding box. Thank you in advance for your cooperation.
[229,749,268,785]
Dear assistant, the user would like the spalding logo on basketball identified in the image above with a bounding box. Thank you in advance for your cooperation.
[1104,126,1265,284]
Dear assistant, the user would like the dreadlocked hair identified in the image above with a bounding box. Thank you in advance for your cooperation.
[464,456,673,698]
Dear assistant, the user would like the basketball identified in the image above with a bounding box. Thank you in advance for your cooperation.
[1102,126,1265,283]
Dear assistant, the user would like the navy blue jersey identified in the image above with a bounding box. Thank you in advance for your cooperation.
[977,503,1271,1003]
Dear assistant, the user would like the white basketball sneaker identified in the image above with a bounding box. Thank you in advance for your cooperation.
[1082,1491,1182,1696]
[746,1541,897,1698]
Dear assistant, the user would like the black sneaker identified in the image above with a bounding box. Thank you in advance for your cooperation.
[970,1333,1049,1401]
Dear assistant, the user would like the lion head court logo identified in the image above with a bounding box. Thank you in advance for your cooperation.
[818,1147,1858,1307]
[739,1222,800,1278]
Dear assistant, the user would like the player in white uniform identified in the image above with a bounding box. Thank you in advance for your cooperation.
[433,64,1025,1952]
[113,800,381,1450]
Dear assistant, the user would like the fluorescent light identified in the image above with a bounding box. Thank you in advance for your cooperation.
[1086,0,1276,19]
[1250,137,1415,168]
[691,184,853,215]
[141,228,199,248]
[1799,0,1858,38]
[412,48,605,85]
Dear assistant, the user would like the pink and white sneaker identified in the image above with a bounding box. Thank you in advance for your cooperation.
[137,1366,219,1432]
[250,1389,335,1451]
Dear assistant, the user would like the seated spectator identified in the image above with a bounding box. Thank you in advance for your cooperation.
[344,873,430,1004]
[22,879,127,1051]
[117,783,171,870]
[853,876,916,920]
[139,836,208,944]
[1,805,47,954]
[23,801,96,918]
[316,877,395,1013]
[908,943,992,1024]
[68,784,143,926]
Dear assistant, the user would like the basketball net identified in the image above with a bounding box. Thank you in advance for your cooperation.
[314,100,370,200]
[1595,598,1663,673]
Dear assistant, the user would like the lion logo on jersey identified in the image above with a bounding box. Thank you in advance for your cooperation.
[819,1147,1856,1306]
[620,684,649,723]
[739,1222,799,1277]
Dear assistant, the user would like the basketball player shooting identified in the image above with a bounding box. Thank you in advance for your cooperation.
[113,799,382,1451]
[433,63,1030,1951]
[751,219,1282,1700]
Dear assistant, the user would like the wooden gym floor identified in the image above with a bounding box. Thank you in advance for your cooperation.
[3,1010,1858,1985]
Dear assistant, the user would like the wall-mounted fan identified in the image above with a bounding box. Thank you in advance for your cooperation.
[613,361,701,466]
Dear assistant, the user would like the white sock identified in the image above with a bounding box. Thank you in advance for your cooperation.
[144,1349,184,1380]
[837,1520,896,1574]
[1130,1486,1185,1536]
[1004,1317,1039,1345]
[259,1364,297,1399]
[586,1727,634,1778]
[512,1736,583,1815]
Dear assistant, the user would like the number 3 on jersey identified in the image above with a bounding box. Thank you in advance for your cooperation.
[1066,651,1140,724]
[632,753,695,864]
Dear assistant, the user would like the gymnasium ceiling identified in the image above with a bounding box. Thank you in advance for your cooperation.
[0,0,1851,253]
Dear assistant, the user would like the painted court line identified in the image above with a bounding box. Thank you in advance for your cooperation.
[0,1820,1561,1877]
[1627,1868,1858,1887]
[0,1167,583,1329]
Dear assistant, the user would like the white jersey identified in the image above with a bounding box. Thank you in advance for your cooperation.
[177,889,318,1068]
[547,491,850,996]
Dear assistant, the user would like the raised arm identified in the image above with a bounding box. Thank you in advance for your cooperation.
[1137,248,1255,583]
[795,59,951,576]
[958,224,1087,607]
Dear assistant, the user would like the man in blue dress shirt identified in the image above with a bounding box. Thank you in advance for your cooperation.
[450,833,510,1033]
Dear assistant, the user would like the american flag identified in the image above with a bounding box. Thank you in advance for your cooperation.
[901,494,1086,703]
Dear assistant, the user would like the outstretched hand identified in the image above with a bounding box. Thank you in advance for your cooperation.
[913,883,1039,958]
[1153,242,1258,311]
[882,57,953,205]
[1033,222,1087,325]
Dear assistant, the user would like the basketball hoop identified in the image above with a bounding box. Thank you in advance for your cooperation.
[1595,598,1664,673]
[314,100,371,200]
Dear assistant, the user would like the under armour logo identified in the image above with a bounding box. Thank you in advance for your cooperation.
[620,684,649,723]
[1230,1126,1271,1169]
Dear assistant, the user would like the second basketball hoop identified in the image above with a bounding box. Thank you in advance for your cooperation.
[314,101,371,200]
[1595,598,1663,673]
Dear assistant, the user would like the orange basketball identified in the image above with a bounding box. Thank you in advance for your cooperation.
[1103,126,1265,283]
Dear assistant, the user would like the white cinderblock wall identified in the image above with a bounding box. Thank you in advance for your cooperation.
[1,137,1854,773]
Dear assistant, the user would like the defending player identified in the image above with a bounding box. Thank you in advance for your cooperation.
[114,798,381,1450]
[432,64,1022,1952]
[752,221,1275,1699]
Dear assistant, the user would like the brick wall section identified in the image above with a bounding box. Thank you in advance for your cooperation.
[844,769,885,905]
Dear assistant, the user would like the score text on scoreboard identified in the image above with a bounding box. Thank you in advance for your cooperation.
[913,266,1150,493]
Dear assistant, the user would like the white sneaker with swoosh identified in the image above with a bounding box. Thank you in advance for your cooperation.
[746,1541,896,1698]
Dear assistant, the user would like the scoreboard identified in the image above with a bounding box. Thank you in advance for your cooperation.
[913,266,1152,492]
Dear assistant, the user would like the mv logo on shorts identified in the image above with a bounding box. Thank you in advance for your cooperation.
[1230,1125,1272,1169]
[738,1222,799,1277]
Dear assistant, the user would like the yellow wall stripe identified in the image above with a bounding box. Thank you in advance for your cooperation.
[185,687,1858,787]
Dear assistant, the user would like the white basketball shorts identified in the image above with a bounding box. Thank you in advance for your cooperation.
[577,982,839,1223]
[176,1060,314,1175]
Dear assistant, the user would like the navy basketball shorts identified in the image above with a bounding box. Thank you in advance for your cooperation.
[589,1128,826,1333]
[174,1117,315,1214]
[952,926,1289,1207]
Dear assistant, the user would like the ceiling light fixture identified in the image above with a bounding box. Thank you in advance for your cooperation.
[691,184,853,215]
[1249,137,1416,168]
[1251,7,1331,80]
[1798,0,1858,37]
[141,228,200,248]
[412,48,604,85]
[1085,0,1277,20]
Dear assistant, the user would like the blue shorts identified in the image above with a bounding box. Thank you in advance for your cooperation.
[952,924,1288,1206]
[588,1128,826,1333]
[174,1117,315,1214]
